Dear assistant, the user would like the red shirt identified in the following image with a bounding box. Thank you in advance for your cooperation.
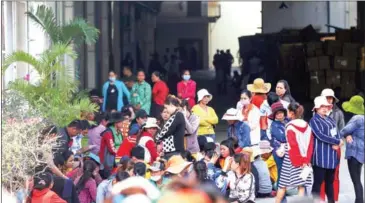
[99,131,117,164]
[177,80,196,108]
[251,94,266,109]
[139,131,159,164]
[116,135,137,158]
[152,80,169,105]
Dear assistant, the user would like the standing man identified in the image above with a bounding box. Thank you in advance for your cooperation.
[130,70,152,114]
[102,70,131,112]
[225,49,234,79]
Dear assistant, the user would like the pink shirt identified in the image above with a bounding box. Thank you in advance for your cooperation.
[177,80,196,108]
[75,178,97,203]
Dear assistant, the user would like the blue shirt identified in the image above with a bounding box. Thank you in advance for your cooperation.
[270,120,287,151]
[310,113,341,169]
[128,123,140,135]
[227,121,251,148]
[340,115,364,164]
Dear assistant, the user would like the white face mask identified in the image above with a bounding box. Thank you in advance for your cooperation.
[240,99,250,106]
[150,175,162,182]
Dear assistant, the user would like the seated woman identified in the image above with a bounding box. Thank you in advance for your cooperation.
[74,160,98,203]
[28,172,66,203]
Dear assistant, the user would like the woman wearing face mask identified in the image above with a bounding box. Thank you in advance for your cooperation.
[192,89,219,141]
[156,95,186,160]
[275,103,314,203]
[269,102,288,182]
[102,70,131,112]
[236,90,261,145]
[275,80,295,104]
[148,160,170,190]
[177,69,197,108]
[310,96,343,203]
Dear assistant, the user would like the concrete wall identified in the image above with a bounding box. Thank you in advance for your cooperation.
[155,22,209,70]
[262,1,357,33]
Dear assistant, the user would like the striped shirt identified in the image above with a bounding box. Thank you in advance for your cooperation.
[309,113,341,169]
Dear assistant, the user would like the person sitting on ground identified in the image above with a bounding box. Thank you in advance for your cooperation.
[74,160,98,203]
[222,108,251,150]
[28,172,66,203]
[149,159,170,190]
[96,169,130,203]
[130,146,151,179]
[128,109,148,136]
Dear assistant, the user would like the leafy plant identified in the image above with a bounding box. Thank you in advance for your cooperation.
[26,5,99,46]
[2,43,98,127]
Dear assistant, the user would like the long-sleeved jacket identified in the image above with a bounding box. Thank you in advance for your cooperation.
[102,80,130,112]
[99,129,118,170]
[191,105,219,135]
[328,105,345,131]
[152,80,169,105]
[285,119,314,167]
[227,121,251,148]
[270,120,287,151]
[177,80,197,108]
[184,113,200,153]
[156,111,186,153]
[340,115,364,164]
[309,113,341,169]
[130,81,152,114]
[139,131,159,163]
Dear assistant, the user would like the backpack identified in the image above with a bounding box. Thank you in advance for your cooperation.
[138,136,153,163]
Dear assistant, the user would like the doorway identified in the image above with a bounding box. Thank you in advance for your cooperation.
[178,38,203,71]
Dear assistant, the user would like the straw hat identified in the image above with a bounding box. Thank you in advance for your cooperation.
[247,78,271,94]
[222,108,243,121]
[111,176,161,200]
[143,117,160,130]
[197,89,213,102]
[165,155,192,174]
[312,96,333,111]
[342,95,364,115]
[321,88,339,103]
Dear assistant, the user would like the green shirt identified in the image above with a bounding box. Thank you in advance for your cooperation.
[130,81,152,114]
[110,126,123,150]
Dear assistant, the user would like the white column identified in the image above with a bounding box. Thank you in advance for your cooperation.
[15,1,28,79]
[86,1,96,88]
[64,2,76,81]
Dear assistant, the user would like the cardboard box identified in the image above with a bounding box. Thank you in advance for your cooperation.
[306,42,323,57]
[325,41,343,56]
[307,57,319,71]
[342,83,356,99]
[326,70,341,85]
[309,71,325,84]
[341,71,356,85]
[335,30,352,43]
[343,43,361,57]
[310,82,326,99]
[334,56,357,71]
[318,56,330,70]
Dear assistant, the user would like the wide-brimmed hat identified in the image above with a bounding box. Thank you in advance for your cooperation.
[247,78,271,94]
[268,102,287,120]
[109,112,125,124]
[111,176,161,200]
[342,95,364,115]
[149,161,164,172]
[143,117,160,130]
[165,155,192,174]
[242,144,273,162]
[312,96,333,111]
[222,108,242,121]
[321,88,339,103]
[197,89,213,102]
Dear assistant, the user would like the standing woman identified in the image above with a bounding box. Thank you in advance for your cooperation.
[177,69,197,108]
[340,95,364,203]
[269,102,288,181]
[130,70,152,114]
[310,96,343,203]
[102,70,131,112]
[192,89,219,141]
[181,99,200,156]
[275,80,295,104]
[236,90,261,145]
[151,71,169,118]
[156,95,186,160]
[275,103,314,203]
[319,88,344,203]
[247,78,270,109]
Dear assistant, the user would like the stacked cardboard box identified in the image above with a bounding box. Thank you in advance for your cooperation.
[305,40,361,99]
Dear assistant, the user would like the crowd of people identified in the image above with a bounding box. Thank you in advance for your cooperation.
[22,67,364,203]
[213,49,234,95]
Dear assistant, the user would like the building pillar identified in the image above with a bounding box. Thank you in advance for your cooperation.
[64,2,76,81]
[86,1,97,88]
[15,1,28,79]
[100,1,110,85]
[113,2,122,76]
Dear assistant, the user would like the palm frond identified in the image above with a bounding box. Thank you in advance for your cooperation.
[61,18,100,46]
[2,51,40,74]
[25,5,60,43]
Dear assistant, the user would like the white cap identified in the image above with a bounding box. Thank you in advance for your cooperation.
[222,108,243,121]
[321,88,339,103]
[312,96,333,111]
[197,89,213,102]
